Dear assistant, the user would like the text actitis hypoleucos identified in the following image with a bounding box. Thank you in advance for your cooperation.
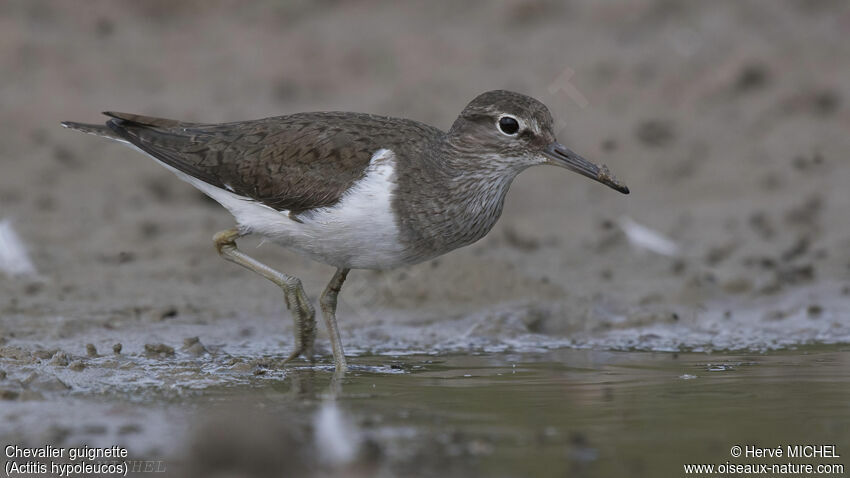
[62,90,629,373]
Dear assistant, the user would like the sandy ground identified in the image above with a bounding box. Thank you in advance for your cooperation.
[0,0,849,475]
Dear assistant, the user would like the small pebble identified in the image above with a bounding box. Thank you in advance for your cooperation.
[112,343,123,354]
[230,361,254,373]
[144,343,175,357]
[34,349,59,360]
[49,351,70,367]
[182,337,209,356]
[85,343,98,357]
[183,337,200,347]
[68,360,86,371]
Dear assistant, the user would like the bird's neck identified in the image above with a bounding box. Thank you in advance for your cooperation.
[391,136,522,263]
[437,134,525,208]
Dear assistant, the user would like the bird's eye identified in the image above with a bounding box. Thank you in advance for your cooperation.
[498,116,520,136]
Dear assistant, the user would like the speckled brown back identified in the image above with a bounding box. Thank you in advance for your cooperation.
[105,111,443,215]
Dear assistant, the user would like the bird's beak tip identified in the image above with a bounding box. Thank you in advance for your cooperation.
[544,142,630,195]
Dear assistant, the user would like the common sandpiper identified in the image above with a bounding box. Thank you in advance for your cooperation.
[62,90,629,373]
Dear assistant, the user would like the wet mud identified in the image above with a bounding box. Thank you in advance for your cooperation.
[1,1,849,476]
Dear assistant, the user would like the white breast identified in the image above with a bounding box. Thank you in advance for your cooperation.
[134,145,406,270]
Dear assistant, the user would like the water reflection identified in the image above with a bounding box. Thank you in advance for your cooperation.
[175,347,848,477]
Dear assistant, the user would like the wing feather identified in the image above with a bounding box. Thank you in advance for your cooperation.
[104,112,386,214]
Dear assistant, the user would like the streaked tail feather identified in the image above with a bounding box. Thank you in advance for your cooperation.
[102,111,188,129]
[60,121,123,141]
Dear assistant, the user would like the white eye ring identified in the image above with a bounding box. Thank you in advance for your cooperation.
[497,115,521,136]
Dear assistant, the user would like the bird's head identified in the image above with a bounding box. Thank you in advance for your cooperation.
[447,90,629,194]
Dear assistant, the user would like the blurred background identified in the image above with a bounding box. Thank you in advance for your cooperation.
[0,1,848,477]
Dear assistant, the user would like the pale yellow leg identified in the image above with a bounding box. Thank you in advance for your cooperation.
[213,228,316,363]
[319,268,350,373]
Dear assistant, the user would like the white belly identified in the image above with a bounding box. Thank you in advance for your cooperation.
[136,145,406,269]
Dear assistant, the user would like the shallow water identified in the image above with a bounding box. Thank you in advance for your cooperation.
[5,346,845,477]
[278,348,849,477]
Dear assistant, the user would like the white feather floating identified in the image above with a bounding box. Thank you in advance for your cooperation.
[0,219,37,276]
[618,216,681,257]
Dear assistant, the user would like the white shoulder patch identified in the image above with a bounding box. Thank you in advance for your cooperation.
[130,144,404,269]
[291,148,403,268]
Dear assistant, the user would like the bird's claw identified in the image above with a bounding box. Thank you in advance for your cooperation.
[282,287,316,363]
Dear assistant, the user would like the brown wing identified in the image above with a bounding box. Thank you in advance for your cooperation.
[104,111,396,214]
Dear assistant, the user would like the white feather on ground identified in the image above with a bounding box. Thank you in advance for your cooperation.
[618,216,681,257]
[0,219,37,276]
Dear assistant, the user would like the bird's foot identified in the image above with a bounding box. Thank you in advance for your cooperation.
[282,285,316,364]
